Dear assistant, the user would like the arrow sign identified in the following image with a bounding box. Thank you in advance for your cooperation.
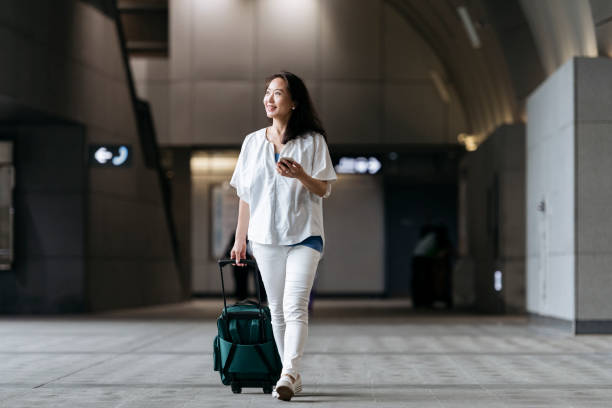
[368,157,381,174]
[89,145,132,168]
[334,156,383,175]
[94,147,113,164]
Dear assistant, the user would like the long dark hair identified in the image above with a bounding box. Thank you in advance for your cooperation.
[265,71,327,144]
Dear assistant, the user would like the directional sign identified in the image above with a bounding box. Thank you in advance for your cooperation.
[89,145,132,167]
[334,156,382,175]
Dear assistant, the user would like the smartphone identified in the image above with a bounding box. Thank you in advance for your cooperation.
[278,157,295,164]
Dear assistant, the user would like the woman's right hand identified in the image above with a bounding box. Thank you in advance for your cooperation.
[230,239,247,267]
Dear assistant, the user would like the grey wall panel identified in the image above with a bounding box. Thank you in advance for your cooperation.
[576,122,612,254]
[131,58,170,81]
[501,172,526,258]
[320,82,381,144]
[190,175,210,293]
[140,260,184,304]
[321,0,381,80]
[193,81,254,145]
[108,81,139,139]
[11,259,84,313]
[41,259,85,313]
[526,58,576,321]
[145,82,170,144]
[252,82,270,132]
[167,148,193,297]
[542,124,575,256]
[575,58,612,122]
[45,55,74,119]
[503,259,526,313]
[169,0,192,81]
[461,125,526,313]
[0,26,19,99]
[193,0,254,80]
[88,196,144,257]
[383,4,442,80]
[574,59,612,321]
[577,254,612,320]
[88,259,145,310]
[592,0,612,55]
[131,58,171,144]
[16,131,84,193]
[305,79,322,112]
[19,193,84,257]
[88,156,162,204]
[317,174,385,294]
[256,0,319,80]
[525,54,574,147]
[169,82,193,145]
[59,67,108,131]
[16,33,50,112]
[88,195,174,258]
[595,22,612,57]
[384,83,446,143]
[590,0,612,18]
[87,126,130,145]
[526,128,575,255]
[71,3,117,79]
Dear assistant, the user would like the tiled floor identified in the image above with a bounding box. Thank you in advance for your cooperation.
[1,299,612,407]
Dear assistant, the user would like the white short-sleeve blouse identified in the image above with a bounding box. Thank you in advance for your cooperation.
[230,127,337,246]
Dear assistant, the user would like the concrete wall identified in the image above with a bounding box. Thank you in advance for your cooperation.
[527,57,612,331]
[574,58,612,326]
[131,0,467,147]
[0,125,86,313]
[318,174,385,294]
[131,58,170,144]
[0,1,182,312]
[526,59,575,321]
[460,125,526,314]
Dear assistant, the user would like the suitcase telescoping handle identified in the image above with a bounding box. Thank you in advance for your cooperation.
[217,259,264,316]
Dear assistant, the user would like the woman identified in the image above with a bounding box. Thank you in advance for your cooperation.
[229,71,337,401]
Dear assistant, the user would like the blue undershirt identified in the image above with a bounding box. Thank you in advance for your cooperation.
[275,152,323,253]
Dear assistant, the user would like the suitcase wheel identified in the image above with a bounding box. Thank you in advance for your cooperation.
[263,384,273,394]
[231,383,242,394]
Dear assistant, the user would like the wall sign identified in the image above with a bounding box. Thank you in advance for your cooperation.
[334,156,381,174]
[89,145,132,167]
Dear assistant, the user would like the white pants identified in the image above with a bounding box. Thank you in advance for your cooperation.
[250,242,321,379]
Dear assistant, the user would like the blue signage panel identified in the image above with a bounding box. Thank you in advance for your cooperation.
[89,145,132,168]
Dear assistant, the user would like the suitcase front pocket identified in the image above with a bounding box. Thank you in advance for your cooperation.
[218,337,279,374]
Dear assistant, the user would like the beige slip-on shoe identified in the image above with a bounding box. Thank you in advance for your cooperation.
[273,374,302,401]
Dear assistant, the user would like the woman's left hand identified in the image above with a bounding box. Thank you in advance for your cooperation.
[277,158,306,180]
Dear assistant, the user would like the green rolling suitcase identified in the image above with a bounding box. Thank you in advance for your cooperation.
[213,259,282,394]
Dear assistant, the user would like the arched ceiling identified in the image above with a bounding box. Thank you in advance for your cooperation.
[386,0,521,147]
[519,0,597,75]
[387,0,611,149]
